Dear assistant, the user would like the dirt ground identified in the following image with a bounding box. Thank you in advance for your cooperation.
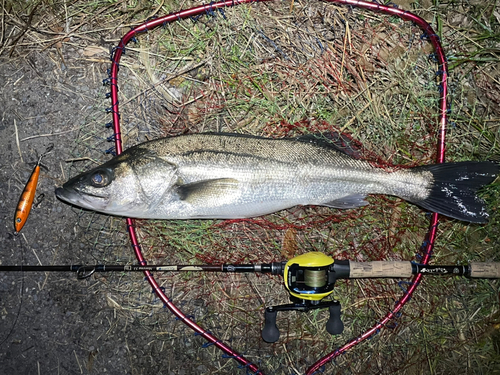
[0,36,179,374]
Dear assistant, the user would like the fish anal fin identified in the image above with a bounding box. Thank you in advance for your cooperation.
[177,178,239,203]
[321,194,368,209]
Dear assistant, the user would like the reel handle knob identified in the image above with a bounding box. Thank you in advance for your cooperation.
[262,308,280,343]
[326,302,344,335]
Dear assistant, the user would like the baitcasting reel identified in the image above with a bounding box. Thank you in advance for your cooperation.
[261,252,349,343]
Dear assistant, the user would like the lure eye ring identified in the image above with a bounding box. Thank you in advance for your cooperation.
[90,169,112,187]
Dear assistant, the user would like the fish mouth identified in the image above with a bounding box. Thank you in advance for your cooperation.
[55,187,108,211]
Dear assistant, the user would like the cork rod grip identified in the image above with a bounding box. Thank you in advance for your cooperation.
[469,262,500,279]
[348,261,413,278]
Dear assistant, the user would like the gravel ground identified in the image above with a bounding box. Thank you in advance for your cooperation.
[0,47,172,375]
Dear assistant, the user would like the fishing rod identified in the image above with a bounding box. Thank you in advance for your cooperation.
[2,252,499,342]
[2,255,499,279]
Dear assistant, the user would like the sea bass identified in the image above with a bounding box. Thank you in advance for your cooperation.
[55,133,498,223]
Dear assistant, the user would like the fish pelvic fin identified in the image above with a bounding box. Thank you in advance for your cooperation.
[410,161,499,223]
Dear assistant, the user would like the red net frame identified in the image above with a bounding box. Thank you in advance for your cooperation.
[105,1,448,373]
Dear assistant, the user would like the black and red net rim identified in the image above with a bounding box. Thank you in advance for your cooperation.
[105,1,448,374]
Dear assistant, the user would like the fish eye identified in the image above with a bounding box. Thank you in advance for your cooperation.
[90,170,111,187]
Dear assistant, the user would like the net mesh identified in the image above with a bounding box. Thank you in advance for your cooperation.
[62,1,500,374]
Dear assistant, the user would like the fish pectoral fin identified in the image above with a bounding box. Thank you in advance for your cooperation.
[321,194,368,209]
[176,178,240,203]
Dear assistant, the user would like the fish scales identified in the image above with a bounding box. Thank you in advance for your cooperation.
[150,133,429,201]
[55,133,499,223]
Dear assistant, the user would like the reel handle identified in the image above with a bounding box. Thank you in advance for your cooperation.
[326,302,344,335]
[262,308,280,343]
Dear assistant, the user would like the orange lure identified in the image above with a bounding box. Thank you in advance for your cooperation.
[14,145,53,233]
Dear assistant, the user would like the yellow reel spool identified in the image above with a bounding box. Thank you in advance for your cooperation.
[284,252,335,301]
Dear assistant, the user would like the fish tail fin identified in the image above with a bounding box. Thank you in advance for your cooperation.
[409,161,499,223]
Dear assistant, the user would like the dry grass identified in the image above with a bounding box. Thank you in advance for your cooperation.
[2,0,499,374]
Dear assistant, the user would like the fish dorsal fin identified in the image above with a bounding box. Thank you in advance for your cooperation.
[176,178,240,204]
[295,133,362,159]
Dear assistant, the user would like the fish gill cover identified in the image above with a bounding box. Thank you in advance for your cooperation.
[62,1,500,374]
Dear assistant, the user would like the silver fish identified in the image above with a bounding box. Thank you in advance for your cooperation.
[55,133,498,223]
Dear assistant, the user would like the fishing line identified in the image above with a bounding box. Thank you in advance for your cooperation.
[103,1,450,374]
